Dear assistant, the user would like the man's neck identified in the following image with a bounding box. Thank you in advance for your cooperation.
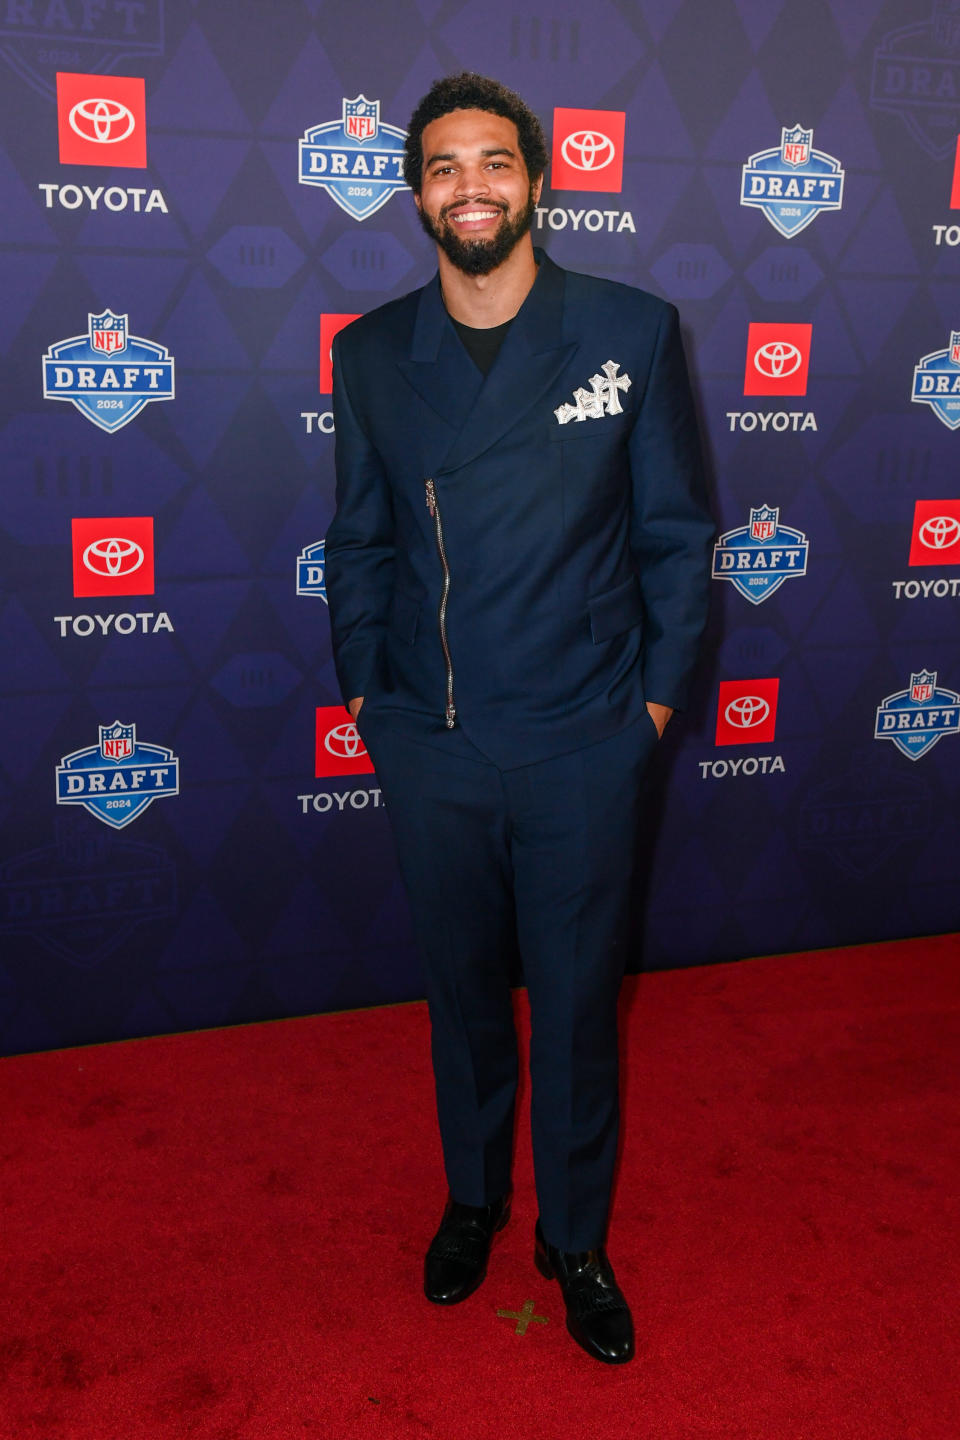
[438,237,538,329]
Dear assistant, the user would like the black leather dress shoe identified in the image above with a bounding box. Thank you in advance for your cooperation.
[534,1220,635,1364]
[424,1194,511,1304]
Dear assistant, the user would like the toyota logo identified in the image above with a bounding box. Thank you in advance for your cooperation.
[560,130,616,172]
[69,98,136,145]
[324,722,368,759]
[918,515,960,549]
[753,341,802,379]
[724,695,770,728]
[82,537,145,577]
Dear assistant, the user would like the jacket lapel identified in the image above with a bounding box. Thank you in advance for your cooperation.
[397,252,578,478]
[438,251,577,475]
[397,275,483,473]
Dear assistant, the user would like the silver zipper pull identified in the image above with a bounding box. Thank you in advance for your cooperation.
[425,478,436,516]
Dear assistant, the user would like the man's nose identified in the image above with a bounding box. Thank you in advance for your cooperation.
[454,167,492,198]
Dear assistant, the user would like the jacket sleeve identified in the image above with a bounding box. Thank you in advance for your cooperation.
[628,303,715,711]
[324,331,396,705]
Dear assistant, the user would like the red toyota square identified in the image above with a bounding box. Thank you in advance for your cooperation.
[550,108,625,193]
[715,678,780,747]
[951,135,960,208]
[315,705,375,778]
[909,499,960,566]
[72,517,154,598]
[319,313,361,394]
[56,72,147,168]
[744,323,812,396]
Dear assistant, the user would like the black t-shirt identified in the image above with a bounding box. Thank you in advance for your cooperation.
[450,315,514,376]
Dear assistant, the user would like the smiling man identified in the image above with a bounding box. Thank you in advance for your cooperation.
[324,74,714,1365]
[414,108,539,278]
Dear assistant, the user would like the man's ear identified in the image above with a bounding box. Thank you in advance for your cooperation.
[532,174,544,206]
[413,191,423,213]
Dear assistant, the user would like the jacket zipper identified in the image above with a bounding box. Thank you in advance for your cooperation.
[424,478,456,728]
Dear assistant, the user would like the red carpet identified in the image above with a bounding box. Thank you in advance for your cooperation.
[1,935,958,1439]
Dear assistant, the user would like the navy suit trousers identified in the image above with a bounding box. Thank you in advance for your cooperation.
[357,705,660,1252]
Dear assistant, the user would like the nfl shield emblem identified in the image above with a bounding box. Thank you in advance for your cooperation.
[750,505,779,541]
[343,95,379,143]
[874,668,960,760]
[89,310,128,354]
[933,0,960,49]
[100,721,136,762]
[781,125,812,167]
[950,331,960,366]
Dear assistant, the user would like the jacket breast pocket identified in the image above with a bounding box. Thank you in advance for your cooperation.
[547,413,631,444]
[588,574,644,644]
[389,590,421,644]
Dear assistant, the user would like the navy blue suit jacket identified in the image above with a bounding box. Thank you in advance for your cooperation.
[325,251,714,769]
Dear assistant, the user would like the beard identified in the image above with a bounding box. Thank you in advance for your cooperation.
[417,186,538,276]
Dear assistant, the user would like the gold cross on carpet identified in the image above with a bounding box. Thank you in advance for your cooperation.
[496,1299,549,1335]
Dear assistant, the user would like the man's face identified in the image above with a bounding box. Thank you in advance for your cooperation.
[415,109,542,277]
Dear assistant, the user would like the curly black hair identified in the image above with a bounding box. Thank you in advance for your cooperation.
[403,73,548,193]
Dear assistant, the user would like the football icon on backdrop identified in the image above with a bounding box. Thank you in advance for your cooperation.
[715,678,780,746]
[72,517,155,598]
[315,706,375,778]
[56,72,147,168]
[550,108,625,193]
[744,323,812,396]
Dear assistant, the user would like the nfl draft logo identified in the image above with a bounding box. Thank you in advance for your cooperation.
[0,3,163,102]
[911,332,960,429]
[299,96,408,221]
[0,816,176,967]
[874,670,960,760]
[871,1,960,160]
[741,125,845,238]
[56,721,180,829]
[42,310,174,433]
[297,540,327,601]
[712,505,809,604]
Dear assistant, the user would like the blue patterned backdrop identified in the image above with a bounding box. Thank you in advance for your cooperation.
[2,0,959,1056]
